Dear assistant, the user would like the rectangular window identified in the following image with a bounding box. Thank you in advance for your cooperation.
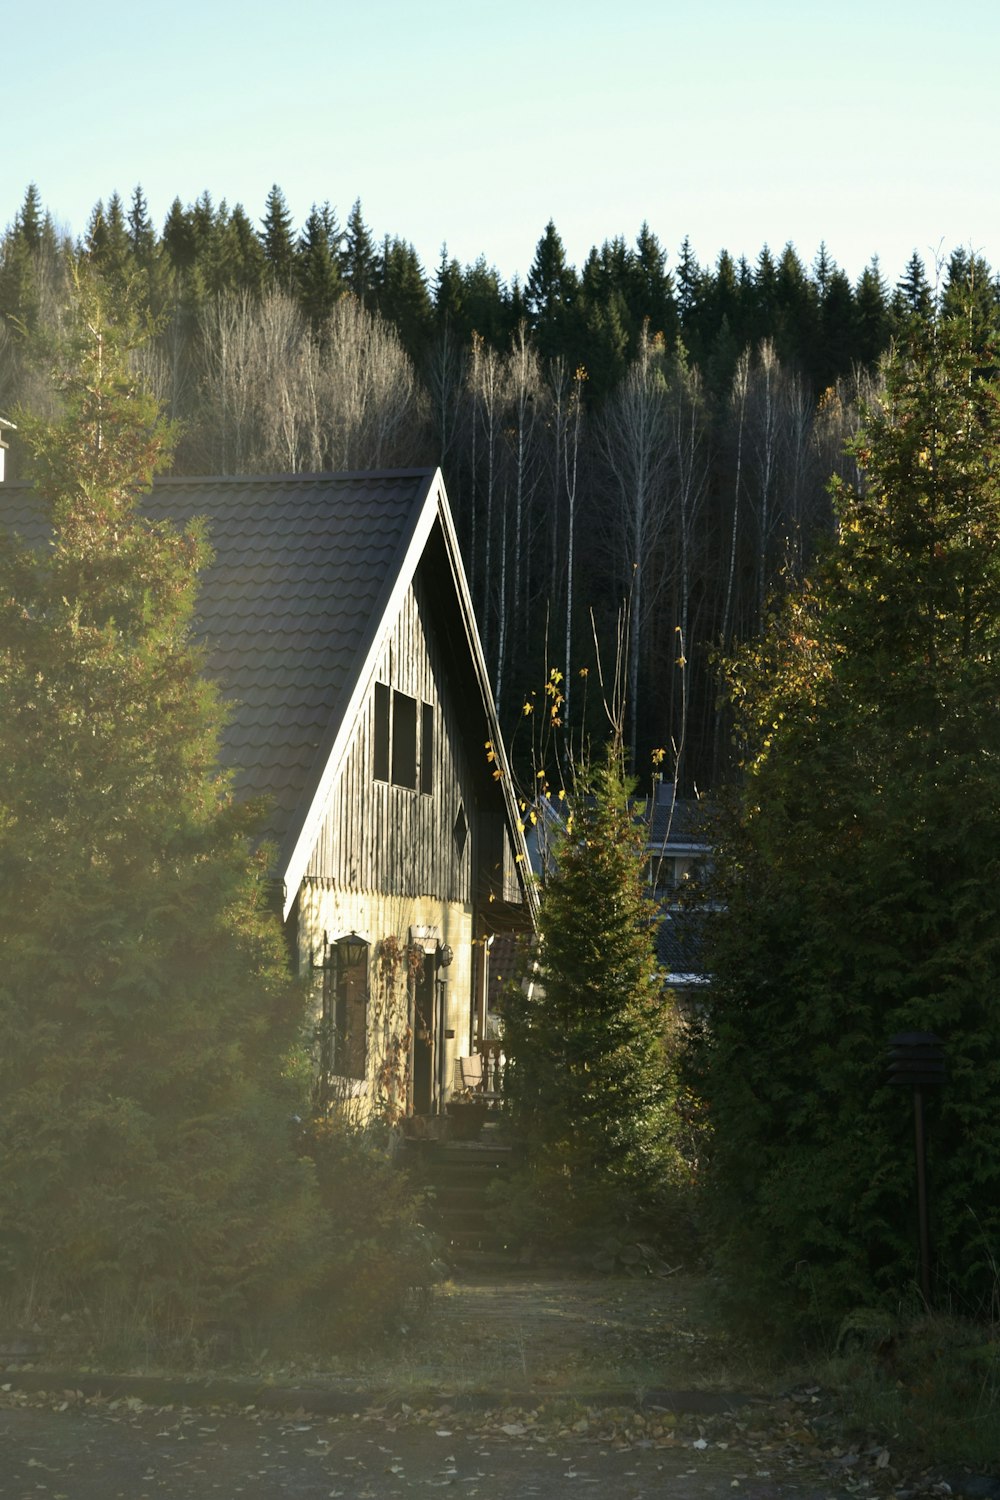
[373,683,433,794]
[334,940,368,1080]
[391,690,418,789]
[420,702,434,795]
[373,683,390,782]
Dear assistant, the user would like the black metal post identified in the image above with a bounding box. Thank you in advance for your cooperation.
[912,1084,931,1305]
[887,1032,945,1309]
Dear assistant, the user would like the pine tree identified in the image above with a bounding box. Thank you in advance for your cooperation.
[221,203,266,297]
[0,186,56,344]
[631,222,678,347]
[377,236,432,358]
[85,191,133,301]
[127,184,156,264]
[462,254,511,346]
[342,198,380,303]
[817,264,856,388]
[17,182,44,253]
[692,310,1000,1331]
[525,219,577,358]
[503,746,683,1238]
[433,246,464,332]
[940,248,997,347]
[162,197,197,272]
[775,242,818,372]
[0,284,319,1329]
[854,257,893,369]
[894,249,934,322]
[751,244,779,343]
[260,183,296,290]
[296,203,342,331]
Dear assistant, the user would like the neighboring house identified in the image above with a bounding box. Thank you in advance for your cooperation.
[523,777,714,995]
[3,467,536,1120]
[645,781,713,995]
[0,417,14,482]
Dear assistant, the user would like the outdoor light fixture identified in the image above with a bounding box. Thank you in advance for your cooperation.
[437,942,454,969]
[337,932,369,969]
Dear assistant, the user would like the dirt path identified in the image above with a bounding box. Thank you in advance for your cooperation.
[383,1272,744,1399]
[0,1272,987,1498]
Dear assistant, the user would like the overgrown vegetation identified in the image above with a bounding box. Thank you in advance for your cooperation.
[688,308,1000,1339]
[0,279,431,1356]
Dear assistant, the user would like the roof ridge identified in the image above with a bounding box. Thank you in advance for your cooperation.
[152,468,436,487]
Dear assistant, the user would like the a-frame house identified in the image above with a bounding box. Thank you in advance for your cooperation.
[4,467,535,1121]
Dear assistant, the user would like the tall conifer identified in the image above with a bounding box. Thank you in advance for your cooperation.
[0,284,318,1328]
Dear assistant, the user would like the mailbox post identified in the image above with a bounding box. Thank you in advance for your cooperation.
[887,1032,945,1306]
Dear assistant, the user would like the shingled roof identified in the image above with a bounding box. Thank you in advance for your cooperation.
[142,472,431,846]
[2,468,527,919]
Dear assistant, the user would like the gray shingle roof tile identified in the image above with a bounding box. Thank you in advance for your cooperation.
[3,470,434,852]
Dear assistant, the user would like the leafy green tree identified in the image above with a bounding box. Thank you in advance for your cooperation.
[503,745,684,1241]
[0,284,319,1332]
[691,311,1000,1334]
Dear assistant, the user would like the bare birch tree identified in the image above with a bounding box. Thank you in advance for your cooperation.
[596,326,671,764]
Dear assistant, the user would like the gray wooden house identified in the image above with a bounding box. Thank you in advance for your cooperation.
[4,467,535,1120]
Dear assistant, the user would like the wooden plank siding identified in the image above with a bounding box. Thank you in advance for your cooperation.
[305,571,476,902]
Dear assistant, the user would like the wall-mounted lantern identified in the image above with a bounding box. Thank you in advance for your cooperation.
[437,942,454,969]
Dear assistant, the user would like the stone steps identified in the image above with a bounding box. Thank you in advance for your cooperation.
[405,1130,520,1270]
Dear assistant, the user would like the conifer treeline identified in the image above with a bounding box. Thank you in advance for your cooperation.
[2,182,993,785]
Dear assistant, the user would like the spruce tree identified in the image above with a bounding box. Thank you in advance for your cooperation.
[525,219,577,358]
[503,746,683,1239]
[342,198,380,303]
[854,257,892,369]
[260,183,296,290]
[376,236,432,358]
[296,202,343,330]
[127,184,156,264]
[0,284,319,1331]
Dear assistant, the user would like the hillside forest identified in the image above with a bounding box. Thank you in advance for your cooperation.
[1,181,989,787]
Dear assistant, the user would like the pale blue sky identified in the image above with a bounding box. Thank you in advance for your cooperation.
[7,0,998,288]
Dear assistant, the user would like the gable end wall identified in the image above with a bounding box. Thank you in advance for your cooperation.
[305,570,476,901]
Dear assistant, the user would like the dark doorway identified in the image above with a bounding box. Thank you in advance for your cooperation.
[412,954,435,1115]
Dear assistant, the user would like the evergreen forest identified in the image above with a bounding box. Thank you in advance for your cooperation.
[2,181,991,786]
